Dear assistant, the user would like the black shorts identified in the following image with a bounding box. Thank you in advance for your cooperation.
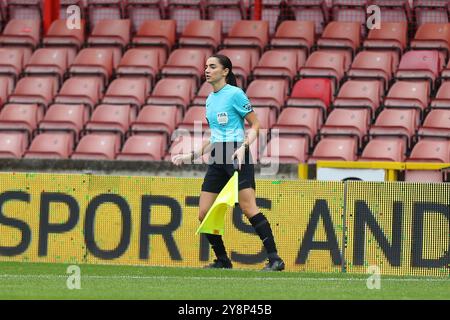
[201,142,256,194]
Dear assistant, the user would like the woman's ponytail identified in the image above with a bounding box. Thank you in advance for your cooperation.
[226,71,237,87]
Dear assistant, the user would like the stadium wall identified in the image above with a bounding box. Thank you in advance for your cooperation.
[0,172,448,277]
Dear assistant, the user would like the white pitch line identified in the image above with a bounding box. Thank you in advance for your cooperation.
[0,274,448,282]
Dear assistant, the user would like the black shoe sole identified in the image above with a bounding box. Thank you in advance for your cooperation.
[262,261,285,271]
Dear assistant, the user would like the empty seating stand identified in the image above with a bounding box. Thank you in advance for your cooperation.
[131,20,176,63]
[43,19,86,60]
[0,0,448,177]
[290,0,329,35]
[0,19,41,61]
[178,20,222,57]
[125,0,164,33]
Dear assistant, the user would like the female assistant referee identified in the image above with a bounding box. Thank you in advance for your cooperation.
[172,54,285,271]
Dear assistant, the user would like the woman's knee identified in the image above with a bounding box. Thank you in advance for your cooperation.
[239,201,258,217]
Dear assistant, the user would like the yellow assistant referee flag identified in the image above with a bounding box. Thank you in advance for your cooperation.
[196,171,239,235]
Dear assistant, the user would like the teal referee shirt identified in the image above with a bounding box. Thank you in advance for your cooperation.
[205,84,253,143]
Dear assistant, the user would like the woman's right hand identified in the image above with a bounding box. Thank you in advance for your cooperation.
[171,153,192,166]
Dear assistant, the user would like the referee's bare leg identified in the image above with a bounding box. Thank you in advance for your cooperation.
[199,191,233,269]
[239,188,285,271]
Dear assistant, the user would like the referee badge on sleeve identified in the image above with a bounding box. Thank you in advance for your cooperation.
[217,112,229,125]
[243,103,253,111]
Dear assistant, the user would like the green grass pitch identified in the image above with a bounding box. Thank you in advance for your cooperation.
[0,261,448,300]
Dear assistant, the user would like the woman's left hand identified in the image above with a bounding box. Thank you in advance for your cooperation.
[231,145,246,171]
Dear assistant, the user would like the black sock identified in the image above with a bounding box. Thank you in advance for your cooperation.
[249,213,280,261]
[205,234,229,261]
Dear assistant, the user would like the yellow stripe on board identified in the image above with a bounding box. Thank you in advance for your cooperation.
[0,173,448,277]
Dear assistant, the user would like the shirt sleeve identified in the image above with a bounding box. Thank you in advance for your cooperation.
[233,89,253,118]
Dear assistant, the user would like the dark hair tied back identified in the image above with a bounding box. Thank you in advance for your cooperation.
[210,54,238,87]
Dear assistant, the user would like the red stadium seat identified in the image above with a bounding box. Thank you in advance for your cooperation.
[131,20,176,61]
[270,20,315,57]
[0,132,27,158]
[55,77,103,115]
[69,48,115,89]
[286,78,333,122]
[43,19,86,56]
[319,108,371,149]
[191,81,213,106]
[384,81,430,118]
[167,0,204,35]
[359,137,407,162]
[441,59,450,81]
[102,78,149,116]
[223,20,269,60]
[160,48,206,88]
[84,104,134,143]
[0,19,41,61]
[252,50,299,89]
[217,49,253,88]
[0,76,13,107]
[8,77,56,111]
[146,78,195,122]
[272,107,322,150]
[116,48,161,88]
[0,48,24,88]
[38,104,88,144]
[87,19,131,67]
[176,106,207,133]
[308,136,358,162]
[411,23,450,62]
[430,81,450,109]
[369,108,419,150]
[333,80,382,121]
[290,0,329,35]
[178,20,222,56]
[71,133,121,160]
[347,51,395,92]
[417,109,450,140]
[125,0,164,33]
[246,79,287,123]
[24,132,74,159]
[117,133,167,161]
[299,51,347,94]
[363,21,408,63]
[317,21,361,59]
[24,48,70,88]
[405,139,450,182]
[204,0,244,36]
[261,135,309,164]
[90,20,130,45]
[408,138,450,161]
[395,50,441,91]
[87,0,123,31]
[244,107,274,130]
[131,105,179,142]
[0,103,42,145]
